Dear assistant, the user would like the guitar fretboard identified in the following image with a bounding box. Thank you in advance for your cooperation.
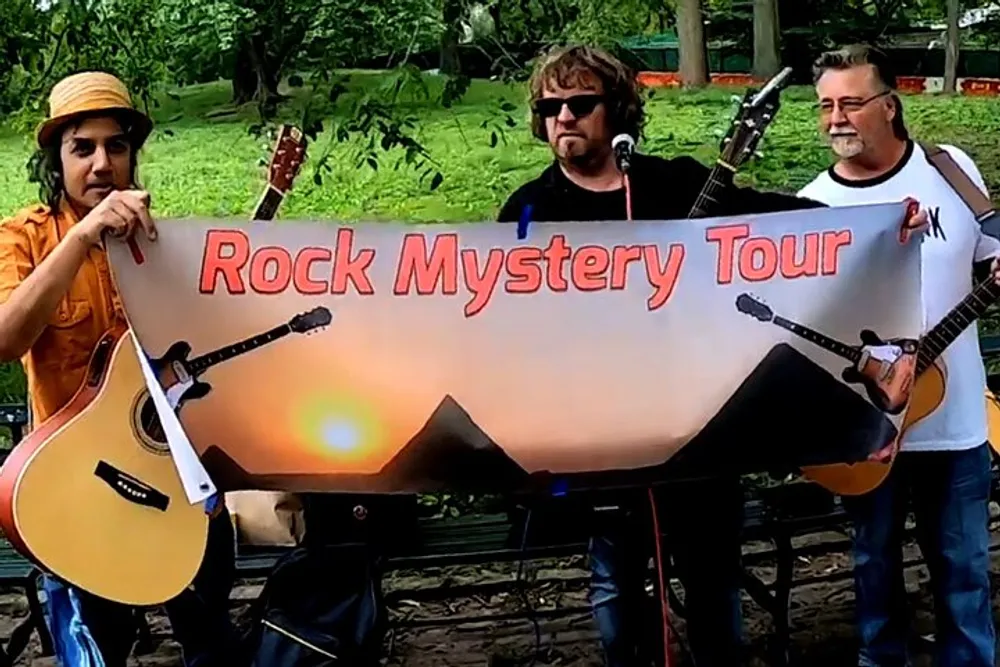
[187,324,291,374]
[917,277,1000,372]
[252,186,285,222]
[772,315,861,363]
[689,164,734,219]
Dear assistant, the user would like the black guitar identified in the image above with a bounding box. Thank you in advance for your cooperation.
[688,67,792,219]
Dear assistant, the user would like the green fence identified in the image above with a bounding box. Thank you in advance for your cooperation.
[619,32,752,74]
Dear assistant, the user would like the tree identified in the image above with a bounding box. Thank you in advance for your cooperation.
[944,0,961,93]
[753,0,781,78]
[676,0,708,87]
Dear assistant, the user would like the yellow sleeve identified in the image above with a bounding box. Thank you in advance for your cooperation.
[0,218,35,304]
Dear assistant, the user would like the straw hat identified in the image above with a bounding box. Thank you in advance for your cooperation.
[36,71,154,148]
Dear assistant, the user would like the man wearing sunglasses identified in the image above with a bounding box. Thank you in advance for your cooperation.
[497,44,826,667]
[798,44,999,667]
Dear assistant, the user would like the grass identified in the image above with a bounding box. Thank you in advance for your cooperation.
[3,72,1000,224]
[1,72,1000,404]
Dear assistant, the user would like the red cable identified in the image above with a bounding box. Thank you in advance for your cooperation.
[624,172,633,221]
[648,487,672,667]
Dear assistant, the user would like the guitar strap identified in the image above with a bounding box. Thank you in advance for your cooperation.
[919,142,996,224]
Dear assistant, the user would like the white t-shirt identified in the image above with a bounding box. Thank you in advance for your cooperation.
[798,140,1000,452]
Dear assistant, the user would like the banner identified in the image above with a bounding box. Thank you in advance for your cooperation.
[106,201,923,494]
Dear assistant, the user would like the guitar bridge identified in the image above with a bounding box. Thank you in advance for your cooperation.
[94,460,169,512]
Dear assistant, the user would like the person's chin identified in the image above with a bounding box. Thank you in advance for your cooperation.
[829,136,864,159]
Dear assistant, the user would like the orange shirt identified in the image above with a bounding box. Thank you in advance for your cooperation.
[0,201,124,427]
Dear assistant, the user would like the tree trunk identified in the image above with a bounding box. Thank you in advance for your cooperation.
[232,44,257,105]
[752,0,781,79]
[439,0,462,75]
[232,35,281,106]
[943,0,961,94]
[676,0,708,88]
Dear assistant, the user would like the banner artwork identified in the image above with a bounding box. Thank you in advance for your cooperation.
[104,201,923,494]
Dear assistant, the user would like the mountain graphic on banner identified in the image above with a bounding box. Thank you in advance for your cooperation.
[199,394,530,492]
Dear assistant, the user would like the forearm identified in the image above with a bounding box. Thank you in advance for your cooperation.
[0,229,90,360]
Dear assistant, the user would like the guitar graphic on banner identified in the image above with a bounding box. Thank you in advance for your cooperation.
[138,307,331,447]
[0,125,314,607]
[735,293,918,415]
[735,284,1000,496]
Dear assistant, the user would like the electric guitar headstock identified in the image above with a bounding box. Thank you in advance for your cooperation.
[253,124,308,222]
[289,306,333,335]
[735,293,774,323]
[718,67,793,172]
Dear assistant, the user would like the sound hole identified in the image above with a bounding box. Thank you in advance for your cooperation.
[132,390,170,455]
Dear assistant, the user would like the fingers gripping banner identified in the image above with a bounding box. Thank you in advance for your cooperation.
[106,202,924,494]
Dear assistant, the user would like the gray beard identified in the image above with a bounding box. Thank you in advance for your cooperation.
[829,134,864,159]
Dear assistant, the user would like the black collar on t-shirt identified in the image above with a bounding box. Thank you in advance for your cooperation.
[827,139,914,188]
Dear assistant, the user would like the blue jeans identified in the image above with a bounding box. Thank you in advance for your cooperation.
[40,507,236,667]
[588,476,744,667]
[842,443,996,667]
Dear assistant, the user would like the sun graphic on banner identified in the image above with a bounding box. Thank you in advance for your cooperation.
[295,393,387,467]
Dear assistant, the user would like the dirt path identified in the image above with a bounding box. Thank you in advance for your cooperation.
[4,534,1000,666]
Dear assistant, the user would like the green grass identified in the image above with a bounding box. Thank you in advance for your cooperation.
[4,72,1000,224]
[1,72,1000,402]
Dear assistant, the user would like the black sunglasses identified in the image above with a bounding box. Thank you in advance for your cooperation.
[532,94,606,119]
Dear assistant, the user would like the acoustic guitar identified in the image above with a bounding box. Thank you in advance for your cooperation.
[798,274,1000,495]
[0,125,308,606]
[688,67,792,219]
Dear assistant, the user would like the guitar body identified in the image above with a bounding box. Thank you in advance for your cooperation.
[842,330,918,415]
[0,325,209,606]
[985,388,1000,458]
[801,359,947,496]
[152,341,213,410]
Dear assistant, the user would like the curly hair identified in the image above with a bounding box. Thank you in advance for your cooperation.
[527,44,646,143]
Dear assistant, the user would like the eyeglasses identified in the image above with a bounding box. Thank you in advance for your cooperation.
[817,90,891,115]
[532,94,605,119]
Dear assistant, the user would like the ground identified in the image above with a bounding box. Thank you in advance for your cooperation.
[4,522,1000,666]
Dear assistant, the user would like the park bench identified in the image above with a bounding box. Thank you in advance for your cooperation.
[0,337,999,666]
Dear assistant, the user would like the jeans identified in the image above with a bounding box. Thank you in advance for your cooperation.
[588,475,745,667]
[41,507,237,667]
[842,443,996,667]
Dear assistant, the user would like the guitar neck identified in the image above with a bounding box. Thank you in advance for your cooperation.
[771,315,861,363]
[689,162,735,219]
[918,277,1000,372]
[253,185,286,222]
[187,324,292,374]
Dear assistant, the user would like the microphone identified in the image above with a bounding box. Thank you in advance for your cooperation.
[612,133,636,173]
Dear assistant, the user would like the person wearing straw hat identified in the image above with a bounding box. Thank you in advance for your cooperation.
[0,71,236,666]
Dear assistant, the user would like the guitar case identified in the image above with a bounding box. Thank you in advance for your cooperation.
[240,543,386,667]
[236,494,417,666]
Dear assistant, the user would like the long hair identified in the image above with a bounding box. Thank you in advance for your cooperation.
[812,43,909,141]
[27,109,143,210]
[527,44,646,142]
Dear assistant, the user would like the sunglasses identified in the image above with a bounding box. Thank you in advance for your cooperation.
[532,94,606,119]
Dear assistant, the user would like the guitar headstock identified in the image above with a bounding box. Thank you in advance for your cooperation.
[267,125,307,194]
[290,306,333,334]
[718,67,792,172]
[735,293,774,322]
